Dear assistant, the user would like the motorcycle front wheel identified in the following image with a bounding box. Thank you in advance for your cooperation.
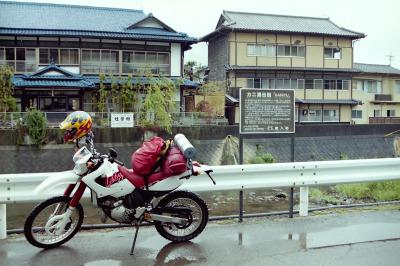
[154,191,208,242]
[24,196,84,249]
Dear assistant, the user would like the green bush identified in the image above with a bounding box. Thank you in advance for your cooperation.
[25,108,47,145]
[249,152,276,164]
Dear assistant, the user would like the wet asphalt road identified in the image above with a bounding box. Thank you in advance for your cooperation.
[1,209,400,266]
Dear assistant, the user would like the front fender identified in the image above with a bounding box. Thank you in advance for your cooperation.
[34,170,80,194]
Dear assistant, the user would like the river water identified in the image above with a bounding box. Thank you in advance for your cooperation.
[6,188,296,230]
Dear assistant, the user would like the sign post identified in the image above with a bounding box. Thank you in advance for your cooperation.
[239,88,295,217]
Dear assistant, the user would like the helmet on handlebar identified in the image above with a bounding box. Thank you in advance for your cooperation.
[60,111,92,142]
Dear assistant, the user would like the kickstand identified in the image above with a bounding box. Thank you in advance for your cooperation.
[130,217,143,255]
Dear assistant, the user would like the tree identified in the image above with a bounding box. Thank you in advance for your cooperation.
[110,75,119,111]
[138,74,177,133]
[120,74,136,112]
[0,65,17,113]
[184,61,206,82]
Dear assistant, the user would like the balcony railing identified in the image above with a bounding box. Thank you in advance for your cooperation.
[122,63,169,75]
[374,94,392,101]
[81,62,119,74]
[1,60,38,72]
[0,112,228,129]
[369,117,400,124]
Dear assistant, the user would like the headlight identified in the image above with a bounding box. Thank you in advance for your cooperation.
[73,163,88,175]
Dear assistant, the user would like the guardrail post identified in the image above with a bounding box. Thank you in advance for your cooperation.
[299,186,309,216]
[239,190,244,223]
[0,204,6,239]
[289,187,294,218]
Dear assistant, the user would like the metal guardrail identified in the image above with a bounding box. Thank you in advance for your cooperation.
[2,157,400,239]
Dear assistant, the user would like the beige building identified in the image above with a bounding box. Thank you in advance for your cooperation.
[201,11,400,124]
[352,63,400,124]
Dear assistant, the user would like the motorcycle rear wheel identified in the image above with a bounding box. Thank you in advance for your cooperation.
[154,191,208,242]
[24,196,84,249]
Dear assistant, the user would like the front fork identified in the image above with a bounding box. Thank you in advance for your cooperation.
[46,182,87,236]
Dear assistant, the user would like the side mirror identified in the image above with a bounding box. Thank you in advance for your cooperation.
[109,148,118,158]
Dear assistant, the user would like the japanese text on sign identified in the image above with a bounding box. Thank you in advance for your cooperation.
[110,113,134,128]
[240,89,295,134]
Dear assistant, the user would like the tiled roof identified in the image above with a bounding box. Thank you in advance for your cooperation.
[225,94,239,104]
[0,1,196,43]
[13,64,198,88]
[13,64,95,88]
[354,63,400,75]
[84,75,199,87]
[202,11,365,41]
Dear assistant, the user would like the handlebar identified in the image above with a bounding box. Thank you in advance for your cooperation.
[113,158,124,166]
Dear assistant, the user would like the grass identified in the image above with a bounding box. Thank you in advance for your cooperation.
[309,188,341,204]
[310,181,400,204]
[336,181,400,201]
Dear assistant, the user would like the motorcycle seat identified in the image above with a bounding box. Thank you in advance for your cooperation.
[118,165,169,189]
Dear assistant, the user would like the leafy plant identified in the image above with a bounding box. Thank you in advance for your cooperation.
[138,74,176,133]
[24,108,47,145]
[97,73,108,113]
[0,64,17,114]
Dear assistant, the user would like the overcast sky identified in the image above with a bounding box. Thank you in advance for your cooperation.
[4,0,400,69]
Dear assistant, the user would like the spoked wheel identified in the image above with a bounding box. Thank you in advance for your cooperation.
[154,191,208,242]
[24,196,84,249]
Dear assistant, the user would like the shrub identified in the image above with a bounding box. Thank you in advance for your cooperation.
[25,108,47,145]
[249,152,276,164]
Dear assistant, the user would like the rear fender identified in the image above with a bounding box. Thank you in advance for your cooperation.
[34,171,80,194]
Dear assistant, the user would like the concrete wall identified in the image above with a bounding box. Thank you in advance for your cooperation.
[208,34,229,81]
[1,124,400,173]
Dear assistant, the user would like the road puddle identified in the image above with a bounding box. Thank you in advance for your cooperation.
[288,222,400,249]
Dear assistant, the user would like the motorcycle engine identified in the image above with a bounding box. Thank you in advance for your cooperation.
[98,189,149,224]
[99,198,135,223]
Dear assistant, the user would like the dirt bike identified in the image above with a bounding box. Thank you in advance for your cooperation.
[23,133,215,254]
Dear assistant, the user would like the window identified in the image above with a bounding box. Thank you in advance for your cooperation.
[305,79,314,89]
[291,46,305,57]
[277,45,291,56]
[0,48,4,63]
[122,51,170,74]
[60,49,79,64]
[297,79,305,89]
[351,110,362,119]
[374,110,381,117]
[387,110,396,117]
[247,78,262,88]
[323,109,339,122]
[342,80,351,90]
[324,48,341,59]
[0,47,37,72]
[277,45,305,57]
[81,49,118,73]
[363,80,382,93]
[314,79,323,90]
[300,109,322,122]
[39,48,59,64]
[247,44,276,57]
[324,80,337,90]
[395,80,400,93]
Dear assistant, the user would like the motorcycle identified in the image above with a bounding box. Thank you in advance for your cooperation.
[23,133,215,254]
